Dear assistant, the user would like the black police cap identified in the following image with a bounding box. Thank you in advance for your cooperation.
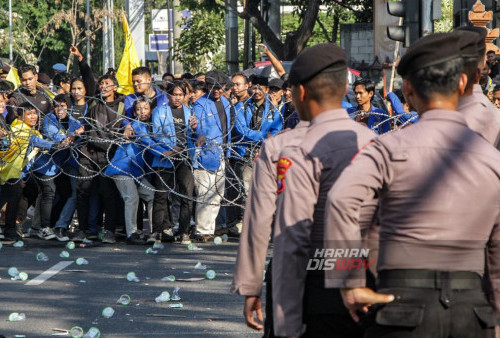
[268,78,284,89]
[456,26,487,44]
[288,43,347,86]
[252,75,269,87]
[397,33,461,77]
[455,30,480,59]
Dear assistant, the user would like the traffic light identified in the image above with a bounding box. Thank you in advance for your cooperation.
[387,0,420,47]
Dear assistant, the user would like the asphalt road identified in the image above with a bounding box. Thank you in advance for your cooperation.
[0,236,265,337]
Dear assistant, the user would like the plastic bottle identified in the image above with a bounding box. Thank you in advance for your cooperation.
[18,272,28,281]
[213,236,222,245]
[194,262,207,270]
[102,307,115,318]
[83,327,101,338]
[155,291,170,303]
[145,248,158,255]
[8,267,28,281]
[206,270,216,280]
[69,326,84,338]
[75,257,89,265]
[187,243,203,251]
[36,252,49,262]
[169,303,183,308]
[13,240,24,248]
[60,250,70,258]
[152,242,164,250]
[126,272,140,282]
[221,234,229,242]
[66,241,76,250]
[8,267,19,277]
[161,275,176,282]
[117,294,131,305]
[170,287,181,301]
[8,312,26,321]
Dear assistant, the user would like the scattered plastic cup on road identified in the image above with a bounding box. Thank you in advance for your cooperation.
[117,294,131,305]
[206,270,216,280]
[187,243,203,251]
[8,267,19,277]
[17,272,28,281]
[8,312,26,321]
[155,291,170,303]
[102,307,115,318]
[13,240,24,248]
[69,326,84,337]
[171,287,181,301]
[213,236,222,245]
[66,241,76,250]
[126,272,140,282]
[36,252,49,262]
[76,257,89,265]
[60,250,70,258]
[8,267,28,281]
[152,242,164,250]
[169,303,183,308]
[194,262,206,270]
[161,275,176,282]
[221,234,228,242]
[83,327,101,338]
[145,248,158,255]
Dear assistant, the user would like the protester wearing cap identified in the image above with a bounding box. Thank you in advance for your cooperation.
[271,43,376,337]
[227,75,283,237]
[191,69,232,242]
[52,63,67,74]
[455,27,500,148]
[324,31,500,337]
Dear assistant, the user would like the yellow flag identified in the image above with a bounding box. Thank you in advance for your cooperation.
[6,67,21,89]
[116,13,141,95]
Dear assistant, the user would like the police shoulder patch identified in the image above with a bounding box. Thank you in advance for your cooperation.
[277,157,292,194]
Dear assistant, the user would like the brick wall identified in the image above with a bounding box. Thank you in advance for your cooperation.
[340,23,374,67]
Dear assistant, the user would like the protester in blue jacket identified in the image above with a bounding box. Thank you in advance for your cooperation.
[192,70,232,241]
[150,81,197,244]
[347,78,391,134]
[386,89,419,126]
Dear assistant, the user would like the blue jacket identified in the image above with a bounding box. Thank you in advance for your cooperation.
[232,97,282,159]
[192,94,231,171]
[33,113,82,176]
[347,104,391,134]
[123,88,169,125]
[149,104,196,169]
[386,92,419,125]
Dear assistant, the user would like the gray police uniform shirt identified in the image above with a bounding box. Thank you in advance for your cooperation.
[323,109,500,313]
[458,83,500,147]
[231,121,309,297]
[272,109,375,337]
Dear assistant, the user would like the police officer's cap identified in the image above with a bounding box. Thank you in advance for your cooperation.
[269,78,284,89]
[288,43,347,86]
[252,75,269,87]
[397,33,461,77]
[454,30,480,59]
[52,63,67,73]
[456,26,487,44]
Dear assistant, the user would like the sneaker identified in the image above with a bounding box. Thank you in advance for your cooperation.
[180,233,191,245]
[84,230,98,240]
[115,227,127,238]
[100,229,116,244]
[162,228,175,242]
[191,234,213,243]
[70,230,87,242]
[214,227,228,236]
[15,222,25,238]
[126,232,146,245]
[3,229,21,242]
[147,232,161,243]
[37,227,56,240]
[54,227,69,242]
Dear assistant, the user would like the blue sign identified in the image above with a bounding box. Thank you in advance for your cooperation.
[149,34,169,51]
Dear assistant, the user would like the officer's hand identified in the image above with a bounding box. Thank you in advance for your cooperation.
[243,296,264,331]
[340,287,394,322]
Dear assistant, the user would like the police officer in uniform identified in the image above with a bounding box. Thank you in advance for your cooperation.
[231,119,309,337]
[272,43,377,337]
[324,32,500,337]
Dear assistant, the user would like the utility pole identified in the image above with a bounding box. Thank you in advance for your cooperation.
[86,0,91,63]
[225,0,239,74]
[102,0,115,71]
[8,0,12,63]
[126,0,145,66]
[172,0,183,74]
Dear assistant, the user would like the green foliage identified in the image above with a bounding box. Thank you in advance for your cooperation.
[434,0,453,33]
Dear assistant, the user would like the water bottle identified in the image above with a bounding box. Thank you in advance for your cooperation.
[145,248,158,255]
[126,272,140,282]
[161,275,176,282]
[155,291,170,303]
[66,241,76,250]
[75,257,89,265]
[117,294,131,305]
[152,242,164,250]
[69,326,84,338]
[102,306,115,318]
[213,236,222,245]
[13,240,24,248]
[60,250,70,258]
[170,287,181,301]
[194,262,206,270]
[83,327,101,338]
[8,312,26,321]
[36,252,49,262]
[187,243,203,251]
[221,234,228,242]
[206,270,216,280]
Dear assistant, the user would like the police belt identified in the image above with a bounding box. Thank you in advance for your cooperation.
[377,269,482,290]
